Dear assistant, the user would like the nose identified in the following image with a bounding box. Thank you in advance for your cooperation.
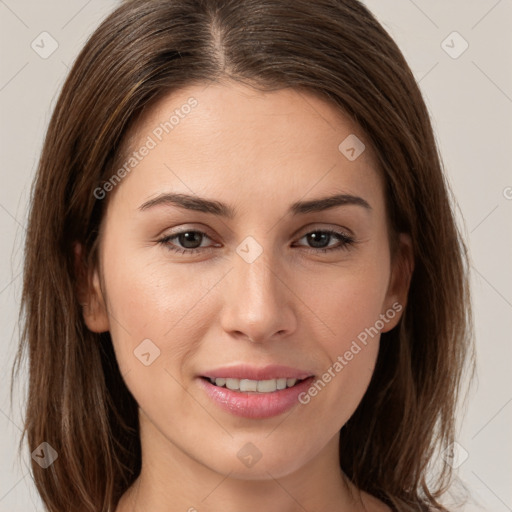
[219,243,297,344]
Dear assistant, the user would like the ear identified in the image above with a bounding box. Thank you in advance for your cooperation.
[74,242,110,333]
[381,232,414,333]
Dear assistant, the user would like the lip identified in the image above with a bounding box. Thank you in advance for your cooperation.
[200,364,314,381]
[197,375,315,419]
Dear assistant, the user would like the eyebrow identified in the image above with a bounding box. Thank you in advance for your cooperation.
[138,192,372,217]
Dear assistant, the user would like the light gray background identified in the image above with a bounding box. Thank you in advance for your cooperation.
[1,1,511,510]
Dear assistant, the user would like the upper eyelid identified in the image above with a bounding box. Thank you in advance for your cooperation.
[164,222,354,237]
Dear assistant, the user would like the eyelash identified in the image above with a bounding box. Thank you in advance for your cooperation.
[157,229,356,255]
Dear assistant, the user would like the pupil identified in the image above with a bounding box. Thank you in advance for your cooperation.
[179,232,202,249]
[308,232,329,248]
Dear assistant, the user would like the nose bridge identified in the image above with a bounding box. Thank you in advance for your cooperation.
[221,236,295,342]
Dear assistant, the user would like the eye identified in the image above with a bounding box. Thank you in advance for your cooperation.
[158,230,216,255]
[157,228,356,255]
[293,229,355,253]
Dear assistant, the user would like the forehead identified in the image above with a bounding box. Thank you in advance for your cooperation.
[108,80,385,214]
[128,80,375,157]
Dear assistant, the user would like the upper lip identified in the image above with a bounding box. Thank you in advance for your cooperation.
[201,364,315,381]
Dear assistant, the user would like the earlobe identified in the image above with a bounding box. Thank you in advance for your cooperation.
[381,233,414,333]
[73,242,110,333]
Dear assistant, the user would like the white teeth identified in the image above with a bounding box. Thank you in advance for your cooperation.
[276,378,287,390]
[208,377,301,392]
[240,379,258,392]
[256,379,276,392]
[225,378,238,390]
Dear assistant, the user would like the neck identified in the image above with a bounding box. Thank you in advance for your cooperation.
[115,412,378,512]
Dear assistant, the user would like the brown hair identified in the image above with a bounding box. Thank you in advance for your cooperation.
[11,0,474,510]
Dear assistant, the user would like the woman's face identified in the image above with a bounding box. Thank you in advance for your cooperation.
[82,80,411,479]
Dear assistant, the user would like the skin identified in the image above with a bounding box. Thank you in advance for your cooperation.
[78,80,413,512]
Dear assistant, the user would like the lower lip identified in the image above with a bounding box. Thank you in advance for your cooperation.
[197,376,315,419]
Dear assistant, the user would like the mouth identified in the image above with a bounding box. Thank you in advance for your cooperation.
[200,376,311,393]
[198,374,316,419]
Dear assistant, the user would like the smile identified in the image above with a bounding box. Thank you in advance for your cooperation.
[198,375,315,419]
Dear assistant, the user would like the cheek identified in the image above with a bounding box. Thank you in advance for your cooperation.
[294,258,389,423]
[100,256,213,427]
[303,255,390,349]
[100,245,211,378]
